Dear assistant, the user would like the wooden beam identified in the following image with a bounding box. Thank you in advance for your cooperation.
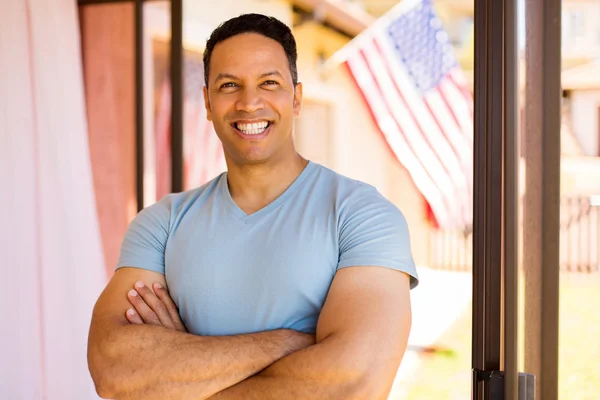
[522,0,562,398]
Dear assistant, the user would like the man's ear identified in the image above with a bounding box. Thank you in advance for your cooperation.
[293,82,303,118]
[203,86,212,121]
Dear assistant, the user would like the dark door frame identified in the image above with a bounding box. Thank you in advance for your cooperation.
[472,0,518,400]
[471,0,519,397]
[472,0,561,399]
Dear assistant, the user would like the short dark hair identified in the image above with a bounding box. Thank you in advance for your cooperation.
[203,13,298,87]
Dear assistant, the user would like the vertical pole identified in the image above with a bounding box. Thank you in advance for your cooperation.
[588,200,592,272]
[541,0,561,387]
[135,0,144,210]
[523,0,561,397]
[580,198,585,272]
[567,198,572,271]
[472,0,519,398]
[170,0,184,193]
[472,0,488,378]
[472,0,504,387]
[504,0,519,396]
[598,107,600,157]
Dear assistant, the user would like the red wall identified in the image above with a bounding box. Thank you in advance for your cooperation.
[79,3,137,277]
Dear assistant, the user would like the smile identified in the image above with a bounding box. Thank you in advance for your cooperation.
[233,120,272,138]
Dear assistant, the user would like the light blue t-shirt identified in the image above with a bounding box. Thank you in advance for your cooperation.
[116,161,418,336]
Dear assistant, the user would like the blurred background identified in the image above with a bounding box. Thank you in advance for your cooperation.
[2,0,600,398]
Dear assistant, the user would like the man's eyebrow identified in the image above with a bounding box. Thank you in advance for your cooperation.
[213,71,284,84]
[258,71,283,79]
[214,73,239,84]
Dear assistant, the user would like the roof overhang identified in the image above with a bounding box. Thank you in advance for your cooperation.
[292,0,374,38]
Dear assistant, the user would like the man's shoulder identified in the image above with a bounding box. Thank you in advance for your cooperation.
[310,163,378,196]
[310,163,389,207]
[135,172,225,229]
[154,172,225,211]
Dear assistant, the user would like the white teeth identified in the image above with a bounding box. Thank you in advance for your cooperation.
[236,121,269,135]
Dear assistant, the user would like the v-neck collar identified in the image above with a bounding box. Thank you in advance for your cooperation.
[219,161,316,224]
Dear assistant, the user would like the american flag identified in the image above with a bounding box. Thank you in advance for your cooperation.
[155,57,226,200]
[340,0,473,231]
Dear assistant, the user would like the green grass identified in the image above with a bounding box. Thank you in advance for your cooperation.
[558,274,600,400]
[404,301,472,400]
[400,274,600,400]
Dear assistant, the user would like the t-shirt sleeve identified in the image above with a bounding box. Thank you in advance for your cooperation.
[337,186,419,289]
[115,200,171,275]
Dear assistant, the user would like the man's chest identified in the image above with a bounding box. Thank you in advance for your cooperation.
[163,212,340,336]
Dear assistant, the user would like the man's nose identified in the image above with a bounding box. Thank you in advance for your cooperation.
[235,87,264,113]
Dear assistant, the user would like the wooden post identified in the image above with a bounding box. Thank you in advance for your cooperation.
[522,0,561,398]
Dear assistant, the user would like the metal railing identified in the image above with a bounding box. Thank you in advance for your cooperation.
[427,195,600,273]
[560,196,600,273]
[427,229,473,271]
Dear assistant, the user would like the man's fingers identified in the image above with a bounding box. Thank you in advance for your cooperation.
[132,281,176,329]
[125,308,144,324]
[127,289,163,326]
[153,282,187,332]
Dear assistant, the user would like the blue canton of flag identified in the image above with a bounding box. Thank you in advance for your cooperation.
[387,1,458,93]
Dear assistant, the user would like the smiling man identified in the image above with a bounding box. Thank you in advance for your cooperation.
[87,13,419,400]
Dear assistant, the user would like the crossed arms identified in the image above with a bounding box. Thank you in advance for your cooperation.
[87,265,412,400]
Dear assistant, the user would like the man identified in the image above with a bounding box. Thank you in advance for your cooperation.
[87,13,419,400]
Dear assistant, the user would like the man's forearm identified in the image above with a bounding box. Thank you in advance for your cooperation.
[208,333,394,400]
[89,323,311,400]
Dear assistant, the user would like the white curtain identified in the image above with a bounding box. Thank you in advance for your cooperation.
[0,0,107,398]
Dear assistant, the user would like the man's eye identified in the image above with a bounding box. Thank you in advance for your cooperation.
[262,80,279,86]
[220,82,237,89]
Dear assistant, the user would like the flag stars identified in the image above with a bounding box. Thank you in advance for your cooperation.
[385,0,458,93]
[436,31,449,44]
[430,17,442,29]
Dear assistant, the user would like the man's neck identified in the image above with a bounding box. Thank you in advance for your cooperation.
[226,153,309,215]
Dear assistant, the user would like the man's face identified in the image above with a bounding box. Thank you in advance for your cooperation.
[203,33,302,165]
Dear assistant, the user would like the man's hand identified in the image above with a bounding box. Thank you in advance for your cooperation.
[126,280,187,333]
[124,282,316,352]
[89,269,316,400]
